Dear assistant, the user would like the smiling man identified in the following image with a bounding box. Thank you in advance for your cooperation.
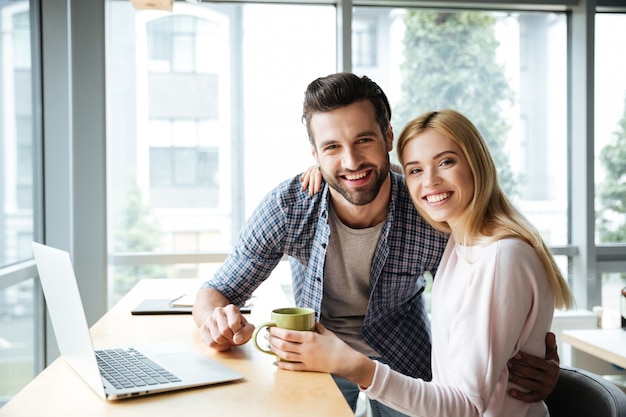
[192,72,560,417]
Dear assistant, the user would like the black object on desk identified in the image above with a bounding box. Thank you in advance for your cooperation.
[131,296,254,315]
[131,299,193,315]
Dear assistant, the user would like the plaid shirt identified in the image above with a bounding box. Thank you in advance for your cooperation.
[203,171,448,379]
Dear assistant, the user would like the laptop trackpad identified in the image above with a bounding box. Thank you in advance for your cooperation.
[150,348,243,383]
[154,352,209,371]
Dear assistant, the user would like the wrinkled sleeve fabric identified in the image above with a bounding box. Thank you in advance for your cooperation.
[363,239,553,417]
[201,177,301,307]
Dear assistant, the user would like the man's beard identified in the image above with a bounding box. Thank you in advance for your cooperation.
[323,159,390,206]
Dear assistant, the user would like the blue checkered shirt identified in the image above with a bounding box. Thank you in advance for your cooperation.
[202,171,448,379]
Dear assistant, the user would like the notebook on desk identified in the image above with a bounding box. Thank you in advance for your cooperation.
[131,294,254,315]
[31,242,243,400]
[130,298,194,315]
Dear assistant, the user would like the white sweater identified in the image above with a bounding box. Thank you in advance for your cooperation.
[363,237,554,417]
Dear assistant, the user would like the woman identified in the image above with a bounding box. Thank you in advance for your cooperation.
[269,109,574,417]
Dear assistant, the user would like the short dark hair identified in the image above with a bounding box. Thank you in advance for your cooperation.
[302,72,392,145]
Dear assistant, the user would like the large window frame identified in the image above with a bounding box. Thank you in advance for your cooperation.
[2,0,625,402]
[100,0,622,316]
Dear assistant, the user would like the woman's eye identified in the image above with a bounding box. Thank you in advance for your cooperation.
[440,158,455,167]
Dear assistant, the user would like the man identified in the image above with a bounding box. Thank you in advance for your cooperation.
[193,72,559,417]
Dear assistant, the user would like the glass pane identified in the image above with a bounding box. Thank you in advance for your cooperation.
[0,0,35,266]
[107,1,336,302]
[0,278,37,406]
[173,148,197,185]
[0,0,39,405]
[595,13,626,325]
[354,8,568,247]
[600,272,626,329]
[149,147,173,186]
[595,13,626,245]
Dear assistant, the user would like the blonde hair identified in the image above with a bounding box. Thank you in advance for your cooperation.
[397,109,574,310]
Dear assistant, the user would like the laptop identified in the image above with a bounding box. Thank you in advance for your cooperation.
[31,242,243,400]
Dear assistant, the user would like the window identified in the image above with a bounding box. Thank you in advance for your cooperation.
[353,9,568,250]
[150,144,218,187]
[107,1,336,301]
[11,7,30,69]
[350,8,569,308]
[0,0,39,405]
[595,13,626,246]
[595,12,626,328]
[106,2,577,303]
[103,1,624,313]
[353,16,377,67]
[2,6,36,264]
[148,119,219,200]
[0,278,37,404]
[147,15,218,74]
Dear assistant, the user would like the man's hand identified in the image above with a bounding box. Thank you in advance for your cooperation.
[198,304,254,351]
[192,287,255,351]
[508,332,560,402]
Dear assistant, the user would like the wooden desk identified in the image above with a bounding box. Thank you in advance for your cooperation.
[0,278,353,417]
[561,328,626,369]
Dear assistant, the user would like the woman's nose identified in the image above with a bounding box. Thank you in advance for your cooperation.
[423,169,440,187]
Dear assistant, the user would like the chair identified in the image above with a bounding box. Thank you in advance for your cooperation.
[545,366,626,417]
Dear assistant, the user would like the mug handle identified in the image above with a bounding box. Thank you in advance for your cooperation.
[252,322,276,355]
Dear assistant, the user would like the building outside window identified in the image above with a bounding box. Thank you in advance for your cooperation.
[353,17,378,68]
[107,2,336,301]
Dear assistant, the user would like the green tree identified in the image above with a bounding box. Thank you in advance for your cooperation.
[113,181,166,302]
[597,95,626,244]
[394,10,517,196]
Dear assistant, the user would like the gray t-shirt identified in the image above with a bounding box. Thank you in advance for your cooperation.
[320,205,382,357]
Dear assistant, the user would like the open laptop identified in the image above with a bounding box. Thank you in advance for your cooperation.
[32,242,243,400]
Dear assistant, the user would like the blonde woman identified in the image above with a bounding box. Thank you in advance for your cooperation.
[270,109,574,417]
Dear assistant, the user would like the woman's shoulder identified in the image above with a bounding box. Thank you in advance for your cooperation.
[494,237,533,251]
[492,238,544,273]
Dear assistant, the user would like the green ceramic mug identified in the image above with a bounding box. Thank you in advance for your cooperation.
[252,307,316,358]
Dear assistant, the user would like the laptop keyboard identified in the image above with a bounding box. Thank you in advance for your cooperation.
[96,347,182,389]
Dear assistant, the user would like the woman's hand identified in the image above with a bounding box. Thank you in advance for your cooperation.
[301,165,323,196]
[269,322,376,387]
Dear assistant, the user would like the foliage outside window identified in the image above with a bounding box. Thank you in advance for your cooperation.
[595,13,626,326]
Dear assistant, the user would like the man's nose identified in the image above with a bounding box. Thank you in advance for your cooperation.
[342,148,362,170]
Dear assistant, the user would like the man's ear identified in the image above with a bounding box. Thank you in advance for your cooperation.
[311,145,319,164]
[386,126,394,152]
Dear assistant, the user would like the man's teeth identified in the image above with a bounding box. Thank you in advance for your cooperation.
[345,172,367,180]
[426,193,450,203]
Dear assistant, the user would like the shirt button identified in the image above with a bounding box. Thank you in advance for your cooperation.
[315,277,321,282]
[321,243,327,249]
